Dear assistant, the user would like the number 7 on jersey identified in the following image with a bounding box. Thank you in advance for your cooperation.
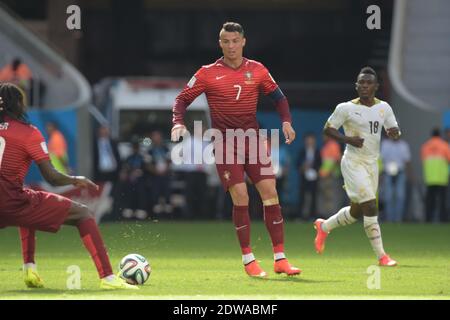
[233,85,242,100]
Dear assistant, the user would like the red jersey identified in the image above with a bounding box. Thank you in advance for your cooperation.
[0,116,49,185]
[173,57,290,132]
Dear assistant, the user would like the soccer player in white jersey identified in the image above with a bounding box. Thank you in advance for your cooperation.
[314,67,400,267]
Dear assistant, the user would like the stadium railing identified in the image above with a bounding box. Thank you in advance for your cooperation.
[0,4,93,177]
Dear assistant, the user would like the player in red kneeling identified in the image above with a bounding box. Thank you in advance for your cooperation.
[0,84,136,289]
[171,22,300,277]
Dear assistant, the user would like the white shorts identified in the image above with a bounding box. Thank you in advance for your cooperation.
[341,155,378,204]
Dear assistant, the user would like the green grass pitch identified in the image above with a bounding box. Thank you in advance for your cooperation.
[0,221,449,299]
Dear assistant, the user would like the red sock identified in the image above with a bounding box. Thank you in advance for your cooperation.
[19,228,35,264]
[232,205,252,254]
[76,218,113,278]
[263,204,284,254]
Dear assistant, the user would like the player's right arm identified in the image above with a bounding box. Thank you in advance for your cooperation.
[171,68,207,142]
[324,104,364,148]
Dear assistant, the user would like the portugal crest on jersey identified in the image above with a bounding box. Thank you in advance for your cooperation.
[223,170,231,182]
[244,71,254,84]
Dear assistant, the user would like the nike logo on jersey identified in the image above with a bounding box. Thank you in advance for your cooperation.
[354,112,362,117]
[216,75,226,80]
[273,219,284,225]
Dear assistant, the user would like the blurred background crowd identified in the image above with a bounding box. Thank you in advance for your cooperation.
[1,0,449,223]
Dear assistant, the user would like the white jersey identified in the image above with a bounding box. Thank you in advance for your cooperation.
[326,98,398,162]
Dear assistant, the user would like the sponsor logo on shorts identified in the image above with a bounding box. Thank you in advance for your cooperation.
[359,187,368,199]
[273,218,284,225]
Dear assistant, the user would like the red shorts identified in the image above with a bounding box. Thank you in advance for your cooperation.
[0,178,72,233]
[214,132,275,190]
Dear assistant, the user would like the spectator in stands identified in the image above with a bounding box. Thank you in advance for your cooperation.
[0,58,32,90]
[380,134,412,222]
[147,130,173,215]
[421,128,450,222]
[297,133,322,220]
[119,140,149,220]
[178,130,208,219]
[318,134,342,217]
[446,128,450,218]
[46,121,70,174]
[0,58,45,107]
[93,125,122,219]
[94,125,121,182]
[269,133,291,205]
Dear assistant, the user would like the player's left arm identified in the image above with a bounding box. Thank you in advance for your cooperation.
[384,104,401,140]
[27,128,98,189]
[260,67,295,144]
[37,160,98,189]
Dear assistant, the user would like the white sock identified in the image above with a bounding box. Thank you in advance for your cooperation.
[274,252,286,261]
[321,206,357,233]
[242,253,255,265]
[23,263,36,271]
[102,274,116,282]
[364,216,386,259]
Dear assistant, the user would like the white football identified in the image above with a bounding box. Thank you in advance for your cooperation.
[118,253,151,285]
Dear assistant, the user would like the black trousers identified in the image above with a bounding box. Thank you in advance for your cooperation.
[299,178,318,220]
[120,177,148,212]
[184,171,207,219]
[425,185,448,222]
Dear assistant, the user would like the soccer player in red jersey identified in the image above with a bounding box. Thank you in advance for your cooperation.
[0,83,136,289]
[171,22,301,277]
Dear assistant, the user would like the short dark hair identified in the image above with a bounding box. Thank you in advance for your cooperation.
[221,22,244,36]
[432,128,441,137]
[46,121,58,129]
[12,58,22,70]
[304,132,316,139]
[358,66,378,81]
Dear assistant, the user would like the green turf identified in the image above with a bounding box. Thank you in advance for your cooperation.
[0,221,449,299]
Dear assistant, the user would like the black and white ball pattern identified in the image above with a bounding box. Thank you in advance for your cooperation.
[119,254,151,285]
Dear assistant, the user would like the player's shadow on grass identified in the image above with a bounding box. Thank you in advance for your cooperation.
[252,277,344,284]
[393,264,429,269]
[6,288,67,295]
[5,288,114,295]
